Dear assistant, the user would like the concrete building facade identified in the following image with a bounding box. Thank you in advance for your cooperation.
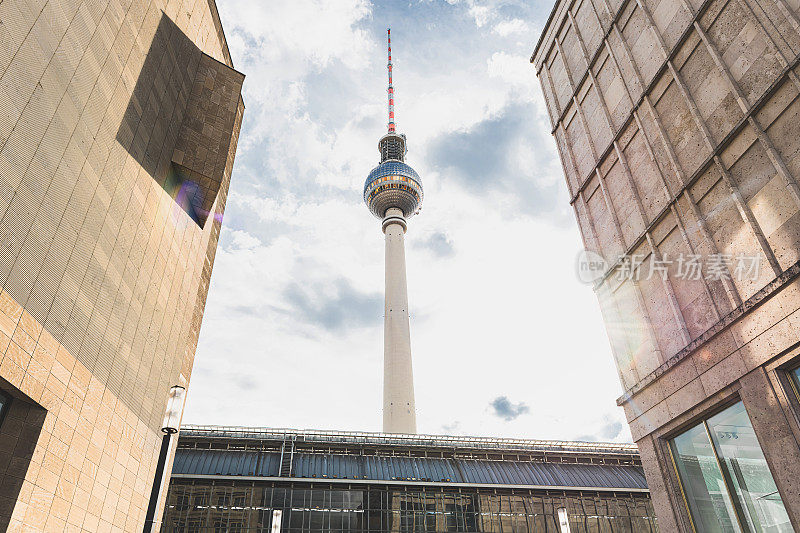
[0,0,244,530]
[533,0,800,529]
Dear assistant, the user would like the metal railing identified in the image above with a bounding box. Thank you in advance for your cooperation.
[179,425,639,455]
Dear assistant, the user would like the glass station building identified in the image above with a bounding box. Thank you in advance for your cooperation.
[160,426,657,532]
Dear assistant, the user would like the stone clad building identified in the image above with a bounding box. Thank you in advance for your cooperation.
[0,0,244,530]
[533,0,800,529]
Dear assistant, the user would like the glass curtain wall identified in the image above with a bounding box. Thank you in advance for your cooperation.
[669,401,792,532]
[161,484,657,532]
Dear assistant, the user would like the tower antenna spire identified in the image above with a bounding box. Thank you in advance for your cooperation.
[387,28,395,133]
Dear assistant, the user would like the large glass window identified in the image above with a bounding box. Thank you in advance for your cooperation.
[669,401,792,532]
[161,483,657,532]
[789,367,800,403]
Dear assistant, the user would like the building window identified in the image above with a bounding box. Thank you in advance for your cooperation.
[669,401,792,532]
[789,366,800,403]
[0,390,9,423]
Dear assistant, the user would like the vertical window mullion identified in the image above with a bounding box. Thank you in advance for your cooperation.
[667,443,698,533]
[788,367,800,405]
[702,420,750,533]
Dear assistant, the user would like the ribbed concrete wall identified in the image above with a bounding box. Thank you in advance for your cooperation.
[0,0,243,530]
[534,0,800,529]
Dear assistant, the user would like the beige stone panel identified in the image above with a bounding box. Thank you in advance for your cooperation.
[691,166,773,299]
[621,127,669,221]
[554,128,580,193]
[720,127,800,269]
[574,0,605,58]
[637,100,686,195]
[642,0,693,50]
[574,198,600,252]
[540,70,561,126]
[620,3,663,86]
[656,222,718,337]
[547,48,574,111]
[698,348,748,396]
[607,28,645,102]
[565,108,596,180]
[580,80,614,151]
[738,314,796,371]
[679,36,743,144]
[701,0,785,104]
[596,281,641,388]
[604,156,647,246]
[624,377,666,422]
[606,0,626,18]
[756,78,798,130]
[585,178,625,257]
[560,23,588,84]
[629,399,672,440]
[765,90,800,189]
[653,75,710,177]
[749,0,800,58]
[613,277,663,379]
[765,210,800,270]
[638,251,687,359]
[594,51,632,131]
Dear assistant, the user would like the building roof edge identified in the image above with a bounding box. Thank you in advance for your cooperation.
[179,424,639,454]
[206,0,234,69]
[531,0,564,66]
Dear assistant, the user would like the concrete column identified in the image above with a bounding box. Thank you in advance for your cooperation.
[382,207,417,434]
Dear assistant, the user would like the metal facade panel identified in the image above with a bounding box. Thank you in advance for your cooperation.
[174,449,647,489]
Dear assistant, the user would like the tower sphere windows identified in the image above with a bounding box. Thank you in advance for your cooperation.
[363,161,423,218]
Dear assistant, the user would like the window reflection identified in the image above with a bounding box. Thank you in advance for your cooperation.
[161,485,657,532]
[669,401,792,533]
[790,367,800,403]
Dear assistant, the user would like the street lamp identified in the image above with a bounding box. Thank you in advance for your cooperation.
[143,385,187,532]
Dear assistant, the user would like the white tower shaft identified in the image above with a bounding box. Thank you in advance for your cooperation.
[382,207,417,434]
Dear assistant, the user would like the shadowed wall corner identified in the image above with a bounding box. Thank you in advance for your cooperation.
[117,12,245,228]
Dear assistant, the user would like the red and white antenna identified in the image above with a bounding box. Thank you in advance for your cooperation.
[387,28,395,134]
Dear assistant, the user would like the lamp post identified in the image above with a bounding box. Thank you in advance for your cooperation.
[557,507,572,533]
[143,385,187,532]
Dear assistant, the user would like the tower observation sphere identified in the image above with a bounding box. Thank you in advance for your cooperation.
[363,146,424,219]
[365,29,421,434]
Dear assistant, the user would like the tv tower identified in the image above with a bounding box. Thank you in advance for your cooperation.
[363,29,423,434]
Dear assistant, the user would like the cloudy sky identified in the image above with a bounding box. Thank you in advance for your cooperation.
[183,0,632,443]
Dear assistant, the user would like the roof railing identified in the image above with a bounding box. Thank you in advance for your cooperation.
[178,425,639,455]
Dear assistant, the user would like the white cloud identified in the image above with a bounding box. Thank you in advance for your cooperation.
[468,5,494,27]
[186,0,633,444]
[493,18,529,36]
